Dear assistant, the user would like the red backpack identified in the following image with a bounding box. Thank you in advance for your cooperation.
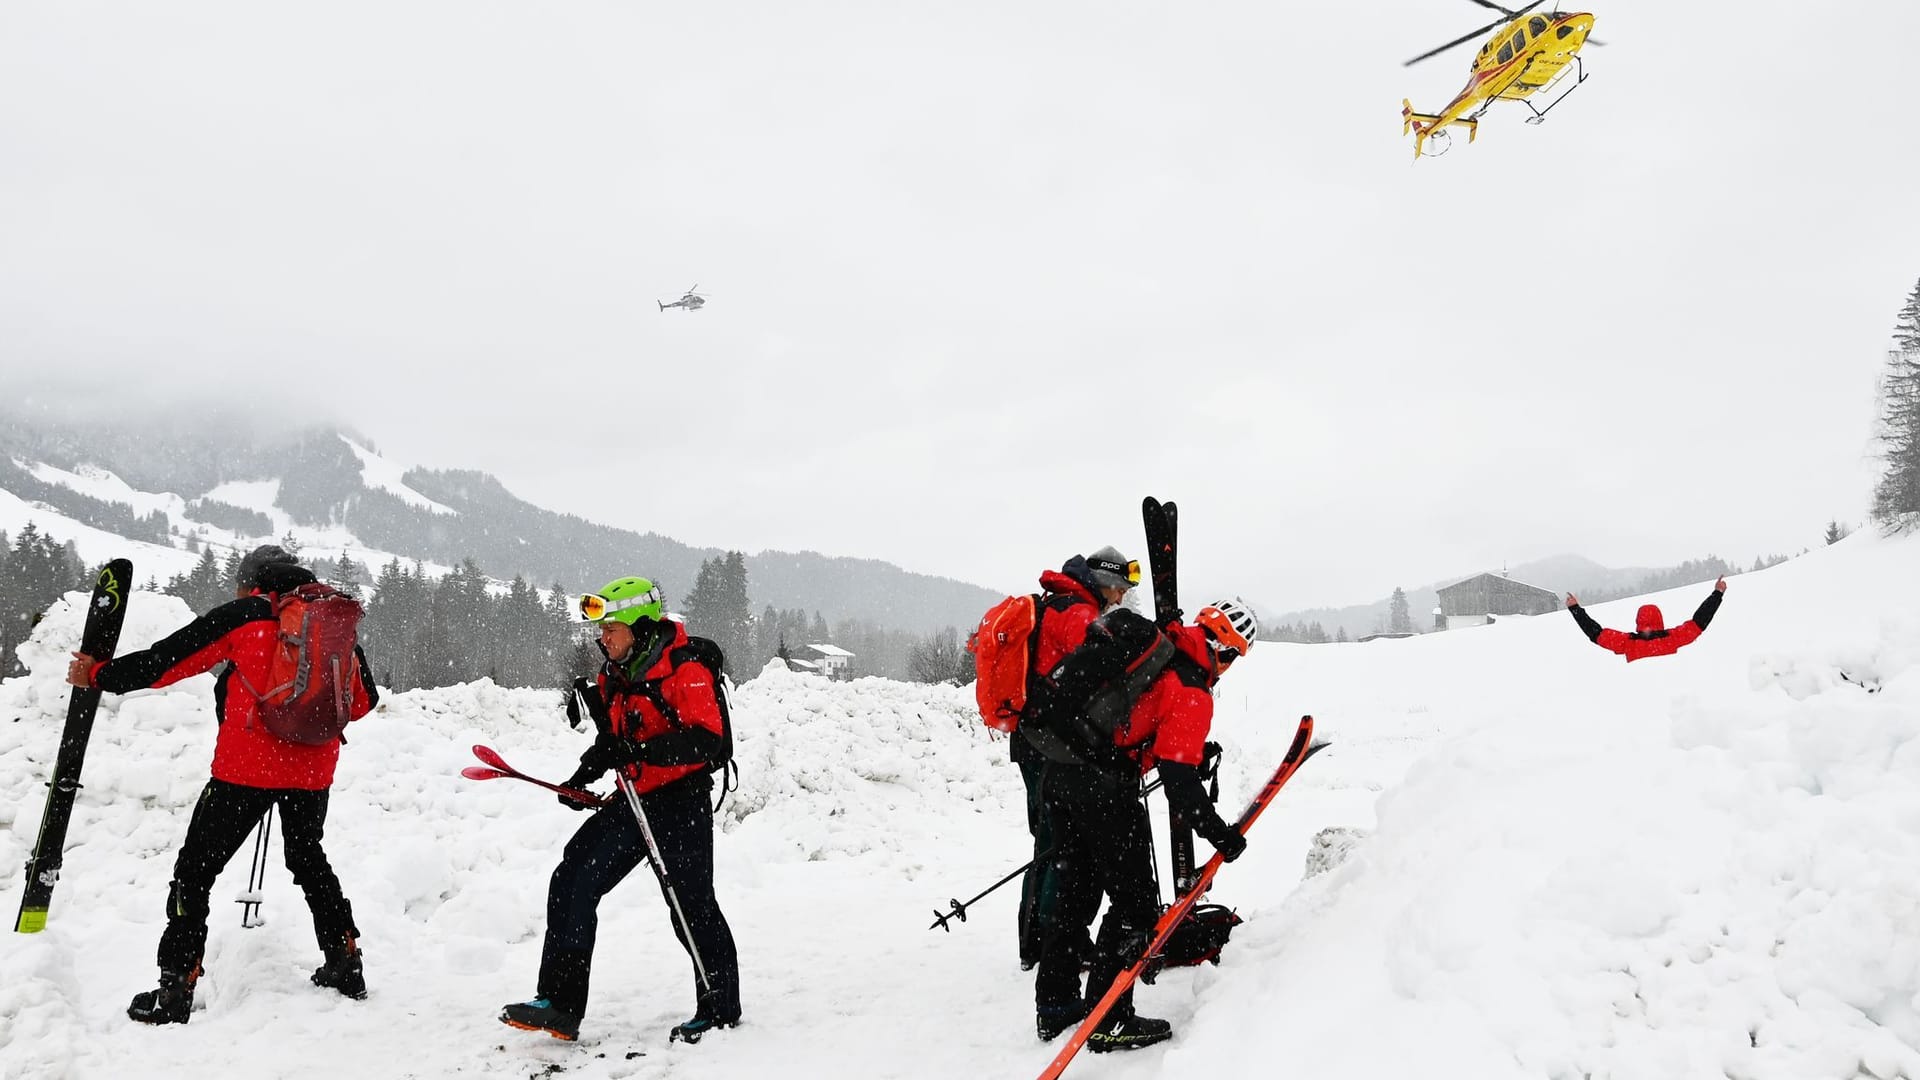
[241,583,371,745]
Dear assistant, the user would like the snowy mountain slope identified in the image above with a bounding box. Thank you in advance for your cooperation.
[341,438,456,515]
[0,417,1004,634]
[1,465,452,594]
[2,530,1916,1080]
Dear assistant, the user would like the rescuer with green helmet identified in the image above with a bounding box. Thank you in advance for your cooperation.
[500,575,741,1045]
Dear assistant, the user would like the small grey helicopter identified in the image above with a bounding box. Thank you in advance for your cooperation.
[658,285,707,312]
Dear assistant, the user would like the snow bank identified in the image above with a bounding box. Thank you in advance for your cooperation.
[6,531,1920,1080]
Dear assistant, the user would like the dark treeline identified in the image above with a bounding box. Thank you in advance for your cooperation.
[1575,555,1758,607]
[1875,279,1920,523]
[0,524,89,676]
[678,550,970,685]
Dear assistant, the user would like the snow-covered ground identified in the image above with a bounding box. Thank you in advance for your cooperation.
[3,529,1918,1080]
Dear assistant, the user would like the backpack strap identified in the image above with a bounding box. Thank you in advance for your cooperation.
[1166,648,1211,691]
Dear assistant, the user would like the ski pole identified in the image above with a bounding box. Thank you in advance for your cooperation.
[930,846,1053,932]
[238,805,273,928]
[930,774,1166,932]
[614,771,712,997]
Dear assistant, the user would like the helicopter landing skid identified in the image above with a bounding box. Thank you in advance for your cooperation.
[1523,55,1588,125]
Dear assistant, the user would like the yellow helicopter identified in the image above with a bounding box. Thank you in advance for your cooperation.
[1401,0,1596,159]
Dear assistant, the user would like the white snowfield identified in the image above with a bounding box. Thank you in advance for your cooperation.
[2,529,1917,1080]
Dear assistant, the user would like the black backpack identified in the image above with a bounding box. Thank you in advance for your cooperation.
[1019,607,1176,767]
[632,636,739,810]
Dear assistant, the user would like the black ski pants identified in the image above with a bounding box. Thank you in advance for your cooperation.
[1033,763,1159,1021]
[539,775,740,1022]
[157,778,358,976]
[1018,755,1099,970]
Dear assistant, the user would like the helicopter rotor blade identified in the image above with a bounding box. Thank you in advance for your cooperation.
[1404,0,1548,67]
[1404,16,1511,66]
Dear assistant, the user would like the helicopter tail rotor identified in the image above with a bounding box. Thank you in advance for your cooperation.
[1403,100,1477,159]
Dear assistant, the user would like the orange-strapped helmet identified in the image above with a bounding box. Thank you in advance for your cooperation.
[1195,597,1258,657]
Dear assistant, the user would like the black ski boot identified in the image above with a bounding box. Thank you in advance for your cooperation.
[500,998,580,1041]
[311,938,367,1000]
[127,969,197,1025]
[1085,1012,1172,1053]
[669,1014,738,1044]
[1036,1004,1088,1042]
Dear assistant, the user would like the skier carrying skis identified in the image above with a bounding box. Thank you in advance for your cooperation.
[64,545,378,1023]
[1015,546,1139,970]
[1565,577,1726,662]
[1033,598,1258,1052]
[500,576,741,1044]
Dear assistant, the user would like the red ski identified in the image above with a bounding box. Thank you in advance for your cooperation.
[1035,715,1326,1080]
[460,745,607,807]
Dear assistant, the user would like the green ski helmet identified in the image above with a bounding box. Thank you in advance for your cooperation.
[578,577,664,625]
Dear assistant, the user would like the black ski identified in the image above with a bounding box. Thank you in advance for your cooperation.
[16,558,133,934]
[1142,498,1200,894]
[1142,497,1178,627]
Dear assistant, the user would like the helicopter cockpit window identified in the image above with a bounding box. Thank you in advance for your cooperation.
[1497,39,1514,63]
[1528,15,1548,37]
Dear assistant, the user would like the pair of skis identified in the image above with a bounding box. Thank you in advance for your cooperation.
[1142,497,1204,897]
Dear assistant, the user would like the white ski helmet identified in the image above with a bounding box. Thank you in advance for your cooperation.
[1196,597,1258,655]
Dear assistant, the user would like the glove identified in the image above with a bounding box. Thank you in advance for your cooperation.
[578,733,645,774]
[557,765,601,811]
[564,677,605,731]
[1209,828,1247,863]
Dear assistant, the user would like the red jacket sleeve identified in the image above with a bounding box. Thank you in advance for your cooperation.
[1666,622,1704,649]
[1595,628,1632,657]
[93,598,272,694]
[1035,602,1097,676]
[1149,683,1215,766]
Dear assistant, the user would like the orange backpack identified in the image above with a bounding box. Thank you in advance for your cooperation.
[240,583,372,745]
[967,593,1085,732]
[968,595,1040,732]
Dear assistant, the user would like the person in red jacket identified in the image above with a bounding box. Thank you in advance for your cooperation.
[1015,546,1139,970]
[64,544,377,1024]
[1566,578,1727,661]
[500,575,740,1045]
[1032,597,1257,1052]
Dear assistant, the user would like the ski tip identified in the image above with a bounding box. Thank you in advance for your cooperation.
[15,909,48,934]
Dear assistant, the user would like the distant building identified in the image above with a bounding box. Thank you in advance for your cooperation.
[793,643,854,679]
[1434,572,1561,629]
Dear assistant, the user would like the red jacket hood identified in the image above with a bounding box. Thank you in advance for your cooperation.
[1636,605,1666,634]
[1168,622,1219,681]
[1038,570,1098,606]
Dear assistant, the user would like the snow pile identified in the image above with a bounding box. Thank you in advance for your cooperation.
[0,593,1026,1079]
[6,531,1920,1080]
[1173,530,1920,1080]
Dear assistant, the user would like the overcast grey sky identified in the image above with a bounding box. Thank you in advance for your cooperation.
[3,0,1916,611]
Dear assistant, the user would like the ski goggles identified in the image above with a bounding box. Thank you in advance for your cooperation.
[576,588,660,623]
[1088,556,1142,587]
